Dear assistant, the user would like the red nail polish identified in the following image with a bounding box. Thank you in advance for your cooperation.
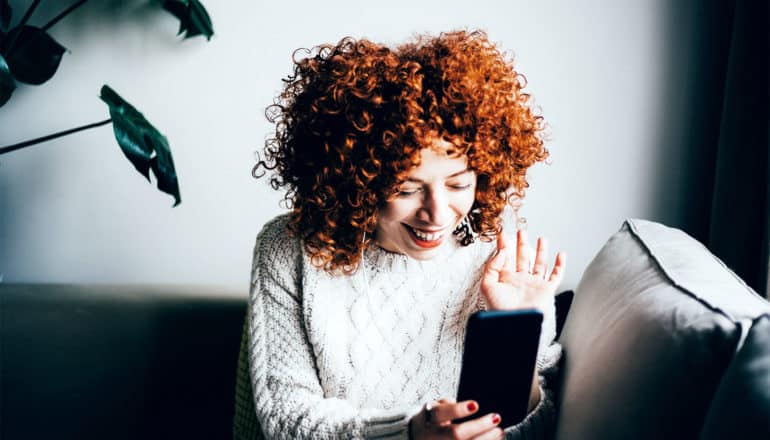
[467,401,477,412]
[492,414,501,425]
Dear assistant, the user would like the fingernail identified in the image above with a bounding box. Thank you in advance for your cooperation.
[492,414,501,425]
[467,401,477,412]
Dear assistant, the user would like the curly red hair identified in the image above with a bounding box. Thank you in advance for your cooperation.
[254,30,547,273]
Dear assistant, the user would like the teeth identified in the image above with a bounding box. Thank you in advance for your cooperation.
[410,227,443,241]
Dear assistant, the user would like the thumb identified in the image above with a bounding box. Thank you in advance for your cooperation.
[489,248,507,272]
[482,249,507,285]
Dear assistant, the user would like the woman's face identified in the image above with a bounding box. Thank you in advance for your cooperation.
[375,144,477,260]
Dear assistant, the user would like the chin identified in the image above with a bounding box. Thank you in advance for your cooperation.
[407,250,441,261]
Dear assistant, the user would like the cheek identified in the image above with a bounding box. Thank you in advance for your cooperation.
[379,200,414,223]
[455,190,477,213]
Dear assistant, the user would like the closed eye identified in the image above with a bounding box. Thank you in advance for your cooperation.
[397,188,422,197]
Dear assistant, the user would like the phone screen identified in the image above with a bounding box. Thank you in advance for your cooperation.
[455,309,542,428]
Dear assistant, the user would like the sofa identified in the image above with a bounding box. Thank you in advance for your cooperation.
[2,219,768,439]
[1,285,246,439]
[555,219,770,439]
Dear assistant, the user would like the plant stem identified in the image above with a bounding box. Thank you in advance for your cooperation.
[4,0,41,55]
[42,0,89,32]
[0,118,112,155]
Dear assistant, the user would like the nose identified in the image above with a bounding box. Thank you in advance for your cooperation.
[416,187,451,226]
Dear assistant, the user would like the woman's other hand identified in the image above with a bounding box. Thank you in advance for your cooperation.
[409,399,503,440]
[481,229,566,312]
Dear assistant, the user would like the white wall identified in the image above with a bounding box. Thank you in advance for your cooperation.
[0,0,700,291]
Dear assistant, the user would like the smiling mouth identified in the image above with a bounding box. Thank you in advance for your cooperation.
[402,224,446,249]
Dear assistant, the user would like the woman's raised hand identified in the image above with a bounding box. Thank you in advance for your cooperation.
[409,398,503,440]
[480,229,566,312]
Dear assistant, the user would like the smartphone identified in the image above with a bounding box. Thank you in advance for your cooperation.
[455,309,543,428]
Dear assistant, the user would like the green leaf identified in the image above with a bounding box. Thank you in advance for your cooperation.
[100,85,181,207]
[186,0,213,40]
[3,25,66,85]
[0,53,14,106]
[0,1,11,31]
[162,0,186,24]
[162,0,214,41]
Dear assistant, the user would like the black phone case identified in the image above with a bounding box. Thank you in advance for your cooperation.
[455,309,543,428]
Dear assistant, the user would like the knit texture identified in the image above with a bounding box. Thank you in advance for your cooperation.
[234,214,561,439]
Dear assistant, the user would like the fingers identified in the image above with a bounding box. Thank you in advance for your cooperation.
[516,229,529,273]
[426,400,502,438]
[548,251,567,284]
[486,231,514,287]
[486,246,507,274]
[451,413,502,439]
[491,227,566,293]
[496,229,508,254]
[428,399,476,425]
[495,230,516,275]
[416,400,503,440]
[531,237,548,279]
[472,426,505,440]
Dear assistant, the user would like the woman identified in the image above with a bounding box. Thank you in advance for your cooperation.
[235,30,566,439]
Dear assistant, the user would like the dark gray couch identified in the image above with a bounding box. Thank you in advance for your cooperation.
[1,285,246,439]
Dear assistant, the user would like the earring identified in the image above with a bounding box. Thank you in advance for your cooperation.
[453,214,478,245]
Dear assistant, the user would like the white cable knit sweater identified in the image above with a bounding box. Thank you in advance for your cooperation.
[246,214,561,439]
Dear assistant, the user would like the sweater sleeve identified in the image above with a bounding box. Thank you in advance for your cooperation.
[503,343,562,440]
[248,217,422,439]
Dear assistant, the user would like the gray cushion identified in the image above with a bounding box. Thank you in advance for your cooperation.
[555,219,770,440]
[701,314,770,439]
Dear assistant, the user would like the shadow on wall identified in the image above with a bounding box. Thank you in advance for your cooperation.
[0,148,65,280]
[649,0,733,241]
[5,0,186,59]
[7,0,164,32]
[48,0,184,48]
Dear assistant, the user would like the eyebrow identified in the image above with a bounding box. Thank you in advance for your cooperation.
[405,168,472,183]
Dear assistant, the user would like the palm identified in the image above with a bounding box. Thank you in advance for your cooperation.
[480,229,566,312]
